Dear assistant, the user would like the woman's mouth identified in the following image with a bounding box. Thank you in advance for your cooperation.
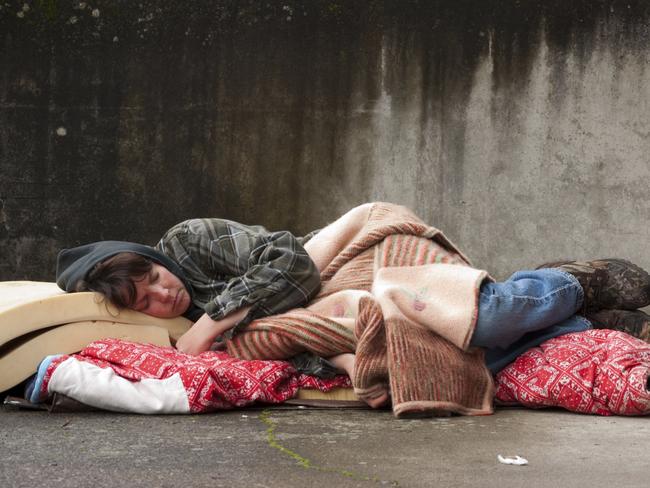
[172,290,180,312]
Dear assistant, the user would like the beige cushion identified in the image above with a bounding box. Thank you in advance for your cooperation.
[0,321,172,392]
[0,281,192,347]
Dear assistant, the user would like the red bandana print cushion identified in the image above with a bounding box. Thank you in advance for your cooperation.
[495,329,650,416]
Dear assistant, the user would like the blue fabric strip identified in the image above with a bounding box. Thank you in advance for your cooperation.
[26,354,63,403]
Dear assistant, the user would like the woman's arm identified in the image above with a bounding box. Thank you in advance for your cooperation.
[156,219,321,326]
[175,307,252,355]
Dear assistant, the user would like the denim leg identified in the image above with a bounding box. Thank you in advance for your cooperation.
[470,269,584,350]
[484,315,592,374]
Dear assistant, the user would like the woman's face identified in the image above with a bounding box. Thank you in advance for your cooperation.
[129,263,191,318]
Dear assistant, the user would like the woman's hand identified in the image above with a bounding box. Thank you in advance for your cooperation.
[175,307,251,356]
[175,314,222,355]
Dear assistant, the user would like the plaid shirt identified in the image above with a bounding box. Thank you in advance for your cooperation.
[155,219,320,331]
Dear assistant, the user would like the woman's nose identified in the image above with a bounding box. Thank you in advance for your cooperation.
[149,284,171,302]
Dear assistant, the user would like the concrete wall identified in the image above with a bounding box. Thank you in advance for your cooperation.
[2,1,649,281]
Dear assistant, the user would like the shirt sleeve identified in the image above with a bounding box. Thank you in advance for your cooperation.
[157,219,321,322]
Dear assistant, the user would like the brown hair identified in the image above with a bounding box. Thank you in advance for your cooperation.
[76,252,153,309]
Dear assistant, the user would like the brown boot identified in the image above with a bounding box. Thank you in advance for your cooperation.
[586,309,650,343]
[536,259,650,313]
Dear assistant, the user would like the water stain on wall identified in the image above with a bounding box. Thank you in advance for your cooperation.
[1,1,649,279]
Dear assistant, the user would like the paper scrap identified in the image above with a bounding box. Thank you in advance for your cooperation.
[497,454,528,466]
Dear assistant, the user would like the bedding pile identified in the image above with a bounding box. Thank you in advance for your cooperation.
[10,203,650,417]
[33,328,650,416]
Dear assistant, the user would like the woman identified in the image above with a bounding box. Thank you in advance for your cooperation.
[56,203,650,408]
[56,217,358,390]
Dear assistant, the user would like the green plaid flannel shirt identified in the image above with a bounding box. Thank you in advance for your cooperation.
[155,219,321,332]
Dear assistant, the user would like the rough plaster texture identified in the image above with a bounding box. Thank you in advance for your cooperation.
[1,1,649,280]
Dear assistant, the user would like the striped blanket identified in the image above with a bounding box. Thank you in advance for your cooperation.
[227,202,494,417]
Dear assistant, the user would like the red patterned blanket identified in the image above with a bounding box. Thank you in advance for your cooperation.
[495,329,650,416]
[37,339,350,414]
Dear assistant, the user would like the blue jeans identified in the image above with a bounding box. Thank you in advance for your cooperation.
[470,269,592,374]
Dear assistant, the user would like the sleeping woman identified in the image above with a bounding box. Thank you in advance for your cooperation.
[56,203,650,410]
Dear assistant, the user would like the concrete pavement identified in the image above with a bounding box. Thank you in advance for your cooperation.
[1,405,648,488]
